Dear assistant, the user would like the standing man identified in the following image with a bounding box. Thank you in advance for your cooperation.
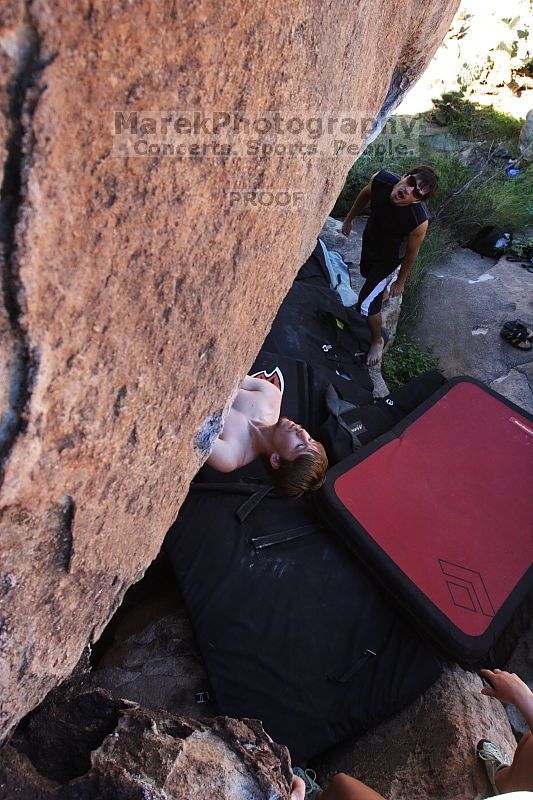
[342,167,438,366]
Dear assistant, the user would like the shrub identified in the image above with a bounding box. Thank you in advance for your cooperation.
[427,92,523,147]
[382,335,439,390]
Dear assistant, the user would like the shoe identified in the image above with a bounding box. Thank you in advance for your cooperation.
[477,739,509,793]
[500,319,533,350]
[293,767,322,799]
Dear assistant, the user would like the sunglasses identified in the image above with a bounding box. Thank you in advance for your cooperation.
[406,174,426,200]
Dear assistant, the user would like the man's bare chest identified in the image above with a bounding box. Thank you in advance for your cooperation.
[231,387,280,427]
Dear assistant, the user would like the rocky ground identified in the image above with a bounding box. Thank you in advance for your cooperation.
[4,551,525,800]
[395,0,532,120]
[408,246,533,414]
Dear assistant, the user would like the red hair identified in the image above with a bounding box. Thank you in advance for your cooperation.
[267,442,328,497]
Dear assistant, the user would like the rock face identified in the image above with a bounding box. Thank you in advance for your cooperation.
[313,665,518,800]
[0,0,460,740]
[87,557,215,720]
[0,688,292,799]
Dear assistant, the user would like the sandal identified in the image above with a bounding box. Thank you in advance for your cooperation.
[500,319,533,350]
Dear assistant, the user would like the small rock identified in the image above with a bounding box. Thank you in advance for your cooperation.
[519,109,533,161]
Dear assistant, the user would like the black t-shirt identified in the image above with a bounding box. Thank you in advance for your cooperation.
[361,170,430,278]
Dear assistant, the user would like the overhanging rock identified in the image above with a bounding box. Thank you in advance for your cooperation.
[0,0,459,742]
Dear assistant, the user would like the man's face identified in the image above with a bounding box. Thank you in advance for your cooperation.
[271,417,318,462]
[390,173,429,206]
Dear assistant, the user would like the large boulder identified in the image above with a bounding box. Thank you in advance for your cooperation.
[87,559,215,720]
[0,0,460,741]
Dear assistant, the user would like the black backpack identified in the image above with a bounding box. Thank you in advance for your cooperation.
[464,226,512,258]
[319,370,447,464]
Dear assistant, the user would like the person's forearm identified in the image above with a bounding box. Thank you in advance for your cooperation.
[481,669,533,731]
[346,189,370,222]
[396,247,419,285]
[514,687,533,731]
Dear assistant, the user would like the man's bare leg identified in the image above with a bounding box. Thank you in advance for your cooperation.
[495,730,533,792]
[317,773,386,800]
[366,312,384,367]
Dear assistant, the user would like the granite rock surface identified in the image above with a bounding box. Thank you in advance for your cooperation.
[87,558,214,720]
[409,249,533,412]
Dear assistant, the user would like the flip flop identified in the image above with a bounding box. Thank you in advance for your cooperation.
[500,319,533,350]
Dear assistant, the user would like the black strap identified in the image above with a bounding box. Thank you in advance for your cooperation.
[190,481,265,497]
[235,484,273,522]
[325,384,363,448]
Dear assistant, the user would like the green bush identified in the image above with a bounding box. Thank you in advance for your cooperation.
[481,168,533,230]
[382,335,439,390]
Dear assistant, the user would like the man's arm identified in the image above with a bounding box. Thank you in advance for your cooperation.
[206,436,242,473]
[389,219,428,298]
[341,173,377,236]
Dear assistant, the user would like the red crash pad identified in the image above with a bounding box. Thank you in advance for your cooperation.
[322,378,533,662]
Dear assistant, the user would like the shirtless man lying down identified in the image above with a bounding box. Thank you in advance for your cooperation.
[207,375,328,497]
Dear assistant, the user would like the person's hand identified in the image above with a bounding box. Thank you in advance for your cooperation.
[290,774,306,800]
[341,218,352,237]
[388,280,405,298]
[480,669,532,707]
